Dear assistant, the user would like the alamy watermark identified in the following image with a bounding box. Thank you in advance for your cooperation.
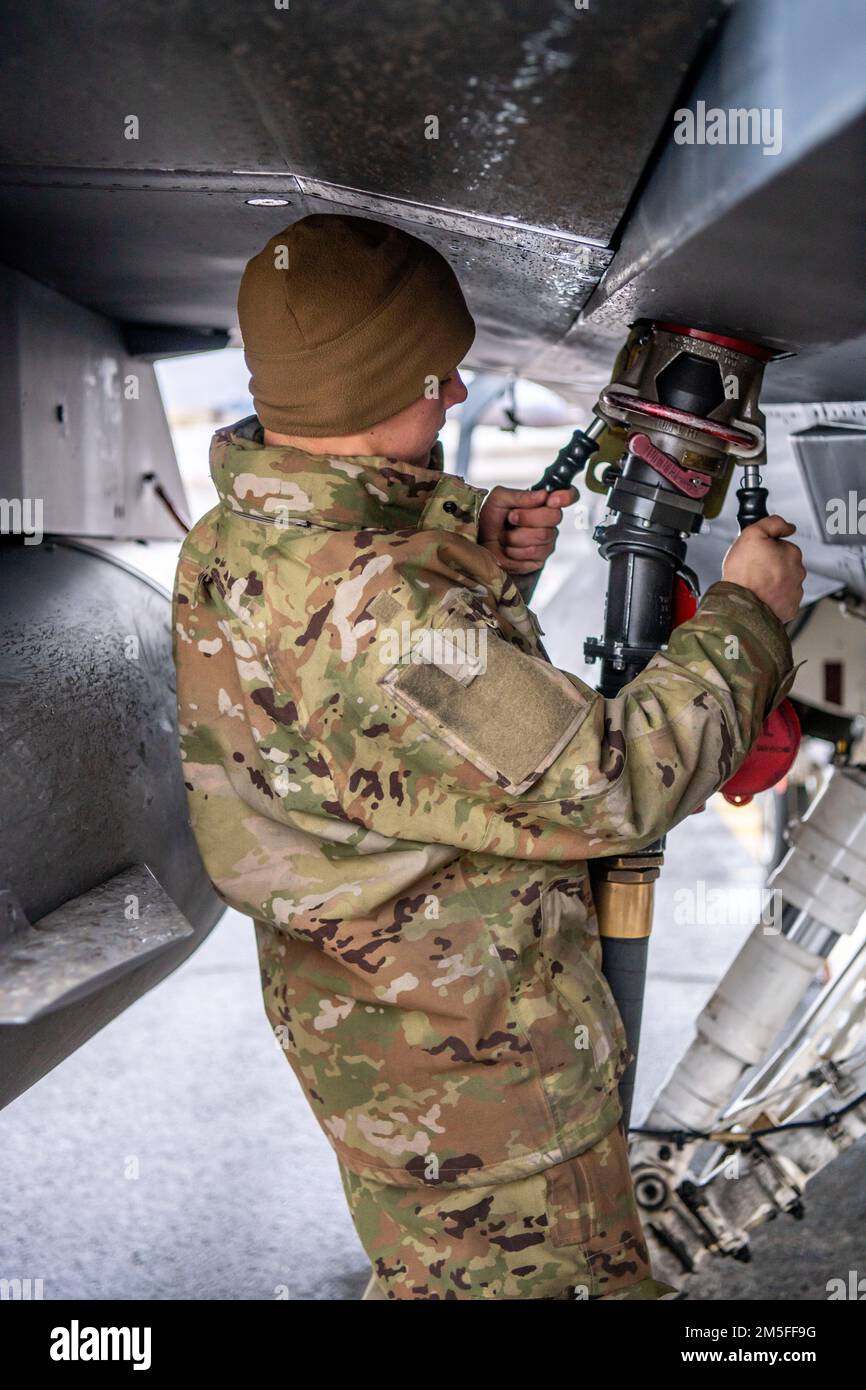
[674,101,783,156]
[826,492,866,536]
[826,1269,866,1299]
[1,1277,44,1299]
[0,497,43,544]
[50,1321,151,1369]
[378,622,488,674]
[673,881,782,934]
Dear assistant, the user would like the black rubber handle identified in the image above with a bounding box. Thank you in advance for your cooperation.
[531,427,601,493]
[736,479,769,530]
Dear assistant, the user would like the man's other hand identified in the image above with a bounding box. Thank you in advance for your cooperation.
[722,515,806,623]
[478,486,578,575]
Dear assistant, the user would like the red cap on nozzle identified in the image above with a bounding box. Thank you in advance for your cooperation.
[720,700,801,807]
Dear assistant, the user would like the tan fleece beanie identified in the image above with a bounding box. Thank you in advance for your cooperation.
[237,214,476,437]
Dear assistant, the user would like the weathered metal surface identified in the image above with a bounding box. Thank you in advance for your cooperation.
[0,865,194,1024]
[0,1,862,404]
[0,2,862,481]
[0,0,721,237]
[0,0,720,378]
[0,540,223,1107]
[581,0,866,387]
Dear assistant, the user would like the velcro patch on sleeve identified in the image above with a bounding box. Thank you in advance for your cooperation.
[368,590,403,625]
[379,630,594,794]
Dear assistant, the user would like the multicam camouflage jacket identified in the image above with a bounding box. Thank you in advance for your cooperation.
[171,415,799,1189]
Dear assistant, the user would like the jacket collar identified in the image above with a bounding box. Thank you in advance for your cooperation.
[210,414,486,538]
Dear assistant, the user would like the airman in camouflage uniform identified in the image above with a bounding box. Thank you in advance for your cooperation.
[172,415,797,1299]
[171,214,800,1298]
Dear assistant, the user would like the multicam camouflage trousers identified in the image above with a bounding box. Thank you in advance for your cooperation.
[339,1120,679,1301]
